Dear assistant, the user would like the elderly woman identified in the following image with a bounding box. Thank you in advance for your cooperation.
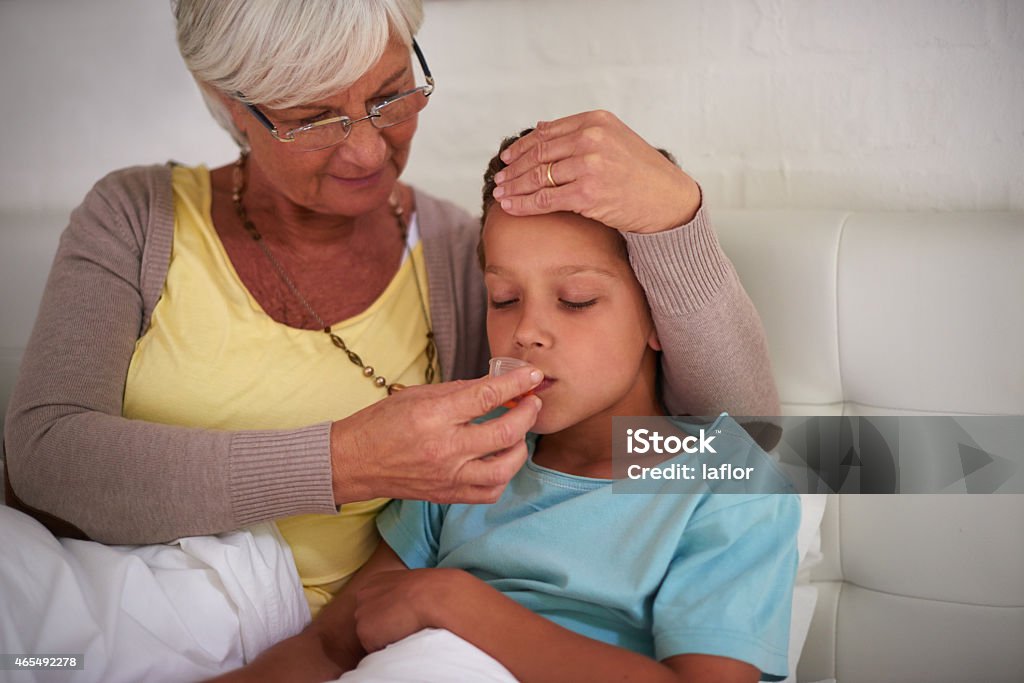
[4,0,778,625]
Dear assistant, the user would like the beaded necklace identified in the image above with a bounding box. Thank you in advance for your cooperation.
[231,153,436,394]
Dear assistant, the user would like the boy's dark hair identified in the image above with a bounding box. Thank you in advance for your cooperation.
[478,128,679,268]
[480,128,535,223]
[478,128,534,268]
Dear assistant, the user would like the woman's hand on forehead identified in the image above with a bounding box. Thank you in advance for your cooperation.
[490,110,702,234]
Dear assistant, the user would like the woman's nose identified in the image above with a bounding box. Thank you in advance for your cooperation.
[334,120,388,168]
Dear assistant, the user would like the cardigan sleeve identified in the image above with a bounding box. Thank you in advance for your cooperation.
[3,166,336,544]
[623,203,781,419]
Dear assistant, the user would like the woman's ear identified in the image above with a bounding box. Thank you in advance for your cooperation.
[203,84,251,146]
[222,94,249,135]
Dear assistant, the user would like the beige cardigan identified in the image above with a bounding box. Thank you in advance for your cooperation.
[4,164,778,543]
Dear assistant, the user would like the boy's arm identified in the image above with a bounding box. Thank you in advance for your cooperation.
[208,541,408,683]
[353,567,760,683]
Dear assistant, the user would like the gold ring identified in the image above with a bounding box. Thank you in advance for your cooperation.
[545,162,558,188]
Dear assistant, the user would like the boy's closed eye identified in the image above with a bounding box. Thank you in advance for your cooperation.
[485,271,612,310]
[558,298,598,310]
[484,283,518,309]
[488,297,599,311]
[488,296,517,309]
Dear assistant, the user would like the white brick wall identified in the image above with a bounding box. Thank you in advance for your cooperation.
[0,0,1022,431]
[0,0,1021,216]
[411,0,1024,213]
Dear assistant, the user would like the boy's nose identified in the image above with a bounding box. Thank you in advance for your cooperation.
[513,311,553,349]
[513,335,545,349]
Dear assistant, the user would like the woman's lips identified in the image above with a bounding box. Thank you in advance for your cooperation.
[329,169,384,188]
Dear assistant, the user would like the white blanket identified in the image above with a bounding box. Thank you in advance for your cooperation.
[332,629,837,683]
[0,505,308,683]
[335,628,518,683]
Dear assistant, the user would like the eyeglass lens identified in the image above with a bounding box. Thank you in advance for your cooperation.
[293,88,430,151]
[370,89,430,128]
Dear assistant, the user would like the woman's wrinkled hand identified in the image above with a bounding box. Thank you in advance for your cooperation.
[329,366,543,504]
[492,110,702,234]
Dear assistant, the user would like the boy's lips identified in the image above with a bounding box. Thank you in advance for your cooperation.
[503,378,553,410]
[534,377,556,393]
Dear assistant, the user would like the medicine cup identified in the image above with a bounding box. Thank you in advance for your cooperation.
[489,356,535,408]
[488,356,531,377]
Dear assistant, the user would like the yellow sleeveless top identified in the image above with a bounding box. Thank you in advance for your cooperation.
[123,165,436,616]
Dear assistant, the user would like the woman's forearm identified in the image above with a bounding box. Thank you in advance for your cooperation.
[4,167,337,543]
[624,205,780,418]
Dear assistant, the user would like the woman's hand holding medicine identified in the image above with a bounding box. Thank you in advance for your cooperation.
[329,366,543,505]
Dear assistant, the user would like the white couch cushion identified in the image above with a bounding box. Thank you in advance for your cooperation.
[838,212,1024,414]
[716,210,1024,683]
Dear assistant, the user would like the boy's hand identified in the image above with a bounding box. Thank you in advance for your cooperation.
[352,568,470,653]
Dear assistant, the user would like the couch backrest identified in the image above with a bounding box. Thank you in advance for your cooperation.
[715,210,1024,683]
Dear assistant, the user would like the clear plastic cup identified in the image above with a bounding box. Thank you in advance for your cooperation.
[488,356,531,377]
[489,357,534,408]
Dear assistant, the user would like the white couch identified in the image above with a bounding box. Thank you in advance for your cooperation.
[2,208,1023,682]
[715,210,1024,683]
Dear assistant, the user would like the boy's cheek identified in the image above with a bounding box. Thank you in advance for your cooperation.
[485,320,512,353]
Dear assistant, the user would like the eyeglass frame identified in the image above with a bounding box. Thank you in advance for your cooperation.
[238,39,434,150]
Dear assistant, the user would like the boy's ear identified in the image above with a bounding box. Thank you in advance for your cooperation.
[647,325,662,352]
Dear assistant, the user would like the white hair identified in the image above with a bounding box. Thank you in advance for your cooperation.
[172,0,424,148]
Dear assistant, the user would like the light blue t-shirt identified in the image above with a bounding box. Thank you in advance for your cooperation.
[377,415,799,681]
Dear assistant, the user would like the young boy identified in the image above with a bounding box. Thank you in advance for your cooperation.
[218,133,799,683]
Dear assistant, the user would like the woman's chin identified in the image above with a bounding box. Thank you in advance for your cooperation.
[318,187,394,217]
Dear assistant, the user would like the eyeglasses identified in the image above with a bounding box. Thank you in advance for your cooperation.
[240,40,434,152]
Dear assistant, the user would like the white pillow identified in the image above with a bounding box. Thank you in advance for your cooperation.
[335,628,517,683]
[782,493,828,683]
[797,493,827,573]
